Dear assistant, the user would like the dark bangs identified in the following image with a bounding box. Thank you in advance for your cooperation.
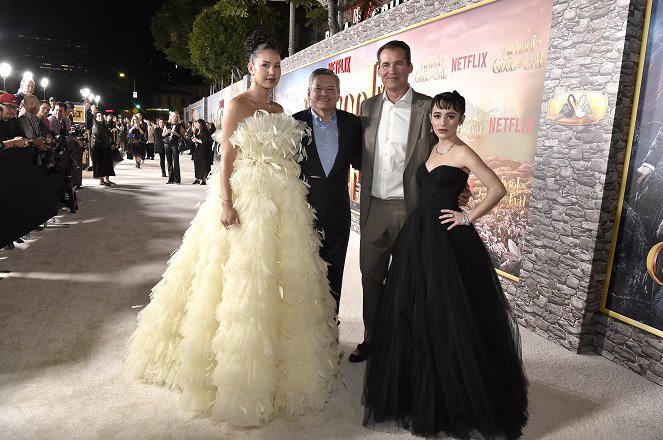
[432,91,466,115]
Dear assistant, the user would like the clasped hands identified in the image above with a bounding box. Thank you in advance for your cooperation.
[3,136,30,149]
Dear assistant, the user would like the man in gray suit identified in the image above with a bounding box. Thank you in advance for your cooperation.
[350,40,469,362]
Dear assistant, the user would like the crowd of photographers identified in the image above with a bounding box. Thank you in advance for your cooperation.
[0,77,218,250]
[0,77,86,249]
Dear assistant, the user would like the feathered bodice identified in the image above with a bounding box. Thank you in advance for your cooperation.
[228,110,309,177]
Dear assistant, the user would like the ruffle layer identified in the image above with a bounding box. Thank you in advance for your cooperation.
[125,111,338,426]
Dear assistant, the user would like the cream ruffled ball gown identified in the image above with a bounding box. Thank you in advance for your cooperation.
[125,110,339,426]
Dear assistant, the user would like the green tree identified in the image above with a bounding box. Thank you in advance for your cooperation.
[188,0,287,82]
[322,0,341,35]
[153,0,335,83]
[151,0,218,71]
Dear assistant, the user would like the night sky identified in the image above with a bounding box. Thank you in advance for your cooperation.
[1,1,202,109]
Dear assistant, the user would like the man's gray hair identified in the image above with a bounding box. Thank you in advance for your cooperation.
[308,68,340,90]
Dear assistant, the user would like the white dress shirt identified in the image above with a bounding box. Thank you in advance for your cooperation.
[371,87,413,199]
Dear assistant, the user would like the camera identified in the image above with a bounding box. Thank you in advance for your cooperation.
[34,130,79,212]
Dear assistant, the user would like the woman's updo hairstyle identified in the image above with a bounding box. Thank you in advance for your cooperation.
[245,30,280,64]
[432,90,466,115]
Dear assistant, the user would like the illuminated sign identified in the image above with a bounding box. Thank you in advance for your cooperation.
[73,105,85,124]
[328,0,412,37]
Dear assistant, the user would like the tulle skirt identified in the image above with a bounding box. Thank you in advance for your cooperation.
[363,206,528,439]
[125,112,339,427]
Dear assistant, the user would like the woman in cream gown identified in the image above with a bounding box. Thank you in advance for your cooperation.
[125,33,339,427]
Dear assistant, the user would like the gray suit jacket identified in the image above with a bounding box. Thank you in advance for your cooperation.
[359,89,436,227]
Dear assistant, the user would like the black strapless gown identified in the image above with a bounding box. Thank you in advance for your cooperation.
[363,165,528,440]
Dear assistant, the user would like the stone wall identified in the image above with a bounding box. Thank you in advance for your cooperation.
[281,0,663,385]
[513,0,663,386]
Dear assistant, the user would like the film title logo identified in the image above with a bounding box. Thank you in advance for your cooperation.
[493,34,545,73]
[458,114,483,140]
[414,54,448,82]
[474,176,529,207]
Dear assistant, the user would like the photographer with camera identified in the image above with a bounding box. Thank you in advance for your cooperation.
[0,93,30,150]
[47,102,68,138]
[0,93,64,249]
[38,100,52,132]
[48,101,84,187]
[91,112,115,186]
[18,95,50,152]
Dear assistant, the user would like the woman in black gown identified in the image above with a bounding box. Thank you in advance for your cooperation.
[91,112,115,186]
[363,91,528,440]
[190,118,213,185]
[128,116,146,168]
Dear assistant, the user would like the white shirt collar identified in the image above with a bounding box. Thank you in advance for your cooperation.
[382,86,413,105]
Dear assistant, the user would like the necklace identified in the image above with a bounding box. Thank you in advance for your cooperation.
[435,138,457,155]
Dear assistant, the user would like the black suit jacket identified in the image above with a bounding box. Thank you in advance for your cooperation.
[293,108,362,235]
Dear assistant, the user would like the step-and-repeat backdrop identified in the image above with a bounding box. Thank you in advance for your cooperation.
[276,0,554,280]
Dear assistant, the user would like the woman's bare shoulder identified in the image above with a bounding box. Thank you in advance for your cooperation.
[269,102,284,114]
[226,96,258,121]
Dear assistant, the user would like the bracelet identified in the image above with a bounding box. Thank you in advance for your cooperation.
[462,212,472,226]
[221,199,233,205]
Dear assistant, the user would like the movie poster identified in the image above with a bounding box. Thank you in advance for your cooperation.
[602,0,663,337]
[276,0,553,279]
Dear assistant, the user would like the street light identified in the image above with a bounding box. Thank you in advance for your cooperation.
[95,95,100,104]
[40,78,49,100]
[23,71,33,80]
[88,91,95,101]
[81,87,90,100]
[0,62,11,90]
[120,72,137,98]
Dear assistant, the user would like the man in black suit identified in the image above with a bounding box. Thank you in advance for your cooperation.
[293,68,362,314]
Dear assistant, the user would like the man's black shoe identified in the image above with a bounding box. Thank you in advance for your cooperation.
[348,342,371,363]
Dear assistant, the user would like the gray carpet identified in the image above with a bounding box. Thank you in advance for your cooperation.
[1,157,662,440]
